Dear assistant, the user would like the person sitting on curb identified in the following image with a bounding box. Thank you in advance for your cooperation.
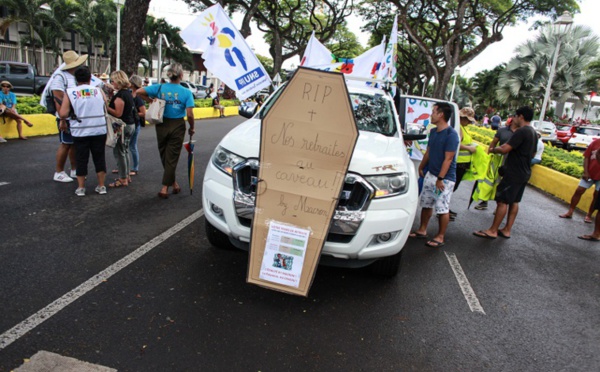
[212,90,225,118]
[0,80,34,140]
[559,138,600,223]
[531,132,544,165]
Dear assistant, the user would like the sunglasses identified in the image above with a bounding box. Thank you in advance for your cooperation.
[1,85,10,88]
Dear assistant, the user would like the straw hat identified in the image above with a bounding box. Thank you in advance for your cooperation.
[99,73,109,80]
[0,81,13,89]
[459,107,476,123]
[61,51,88,70]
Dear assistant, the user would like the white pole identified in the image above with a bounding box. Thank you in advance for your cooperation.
[157,36,162,83]
[116,3,122,71]
[450,68,459,101]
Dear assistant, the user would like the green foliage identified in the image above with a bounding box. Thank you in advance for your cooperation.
[256,55,274,77]
[466,126,584,178]
[194,98,240,108]
[15,95,45,114]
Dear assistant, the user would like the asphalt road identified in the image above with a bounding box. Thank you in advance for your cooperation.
[0,117,599,371]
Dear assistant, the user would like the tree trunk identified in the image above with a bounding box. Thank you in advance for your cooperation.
[113,0,151,75]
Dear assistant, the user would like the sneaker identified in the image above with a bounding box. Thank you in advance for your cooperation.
[70,170,77,178]
[95,185,107,195]
[474,202,488,210]
[0,137,6,143]
[75,187,86,197]
[54,171,74,183]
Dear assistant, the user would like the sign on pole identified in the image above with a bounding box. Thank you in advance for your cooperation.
[247,67,359,296]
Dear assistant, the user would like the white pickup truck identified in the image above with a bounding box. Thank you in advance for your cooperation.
[202,83,457,277]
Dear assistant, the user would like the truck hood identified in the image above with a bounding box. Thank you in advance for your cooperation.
[219,118,411,175]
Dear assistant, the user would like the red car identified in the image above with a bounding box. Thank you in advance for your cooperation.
[556,124,577,148]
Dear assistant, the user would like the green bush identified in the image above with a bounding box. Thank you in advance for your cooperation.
[15,95,45,114]
[194,98,239,108]
[466,126,584,178]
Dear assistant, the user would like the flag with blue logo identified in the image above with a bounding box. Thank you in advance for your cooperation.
[378,14,398,95]
[181,3,271,100]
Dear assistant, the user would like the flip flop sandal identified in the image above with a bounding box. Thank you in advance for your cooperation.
[578,235,600,241]
[473,230,497,239]
[409,232,428,239]
[111,169,119,174]
[584,216,593,223]
[108,179,128,188]
[426,239,445,248]
[559,214,573,219]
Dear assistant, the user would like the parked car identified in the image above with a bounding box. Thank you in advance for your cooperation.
[556,124,577,148]
[191,83,208,99]
[531,120,559,145]
[202,84,457,277]
[566,126,600,150]
[180,81,204,99]
[0,61,50,95]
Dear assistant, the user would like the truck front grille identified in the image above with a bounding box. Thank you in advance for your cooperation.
[232,160,373,241]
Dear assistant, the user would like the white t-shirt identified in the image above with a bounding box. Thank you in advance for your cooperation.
[50,71,77,118]
[534,139,544,161]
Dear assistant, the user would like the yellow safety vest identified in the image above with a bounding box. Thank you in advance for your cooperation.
[457,125,473,164]
[472,154,503,202]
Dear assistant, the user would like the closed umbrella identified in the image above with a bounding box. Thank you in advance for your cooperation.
[184,135,195,194]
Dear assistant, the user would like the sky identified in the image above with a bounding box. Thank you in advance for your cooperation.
[148,0,600,78]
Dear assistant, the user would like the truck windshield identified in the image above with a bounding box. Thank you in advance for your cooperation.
[259,89,396,136]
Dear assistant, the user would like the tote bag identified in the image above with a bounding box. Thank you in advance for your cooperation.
[146,84,165,125]
[105,110,126,148]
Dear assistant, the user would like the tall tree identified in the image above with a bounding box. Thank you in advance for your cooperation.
[141,15,193,77]
[0,0,54,73]
[359,0,580,99]
[115,0,151,75]
[497,25,599,116]
[471,64,506,114]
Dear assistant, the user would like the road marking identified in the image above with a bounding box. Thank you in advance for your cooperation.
[0,182,10,186]
[0,209,204,351]
[444,251,486,315]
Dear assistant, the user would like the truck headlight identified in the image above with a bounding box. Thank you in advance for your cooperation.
[211,146,245,176]
[365,173,409,198]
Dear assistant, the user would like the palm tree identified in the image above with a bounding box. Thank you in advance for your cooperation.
[47,0,83,64]
[0,0,54,74]
[497,25,600,118]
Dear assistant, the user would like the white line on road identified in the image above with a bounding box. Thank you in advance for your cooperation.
[0,182,10,186]
[0,209,204,351]
[444,251,486,315]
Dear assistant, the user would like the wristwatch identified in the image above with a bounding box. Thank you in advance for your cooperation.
[437,176,444,181]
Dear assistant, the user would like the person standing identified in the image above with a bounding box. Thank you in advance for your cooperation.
[473,106,537,239]
[107,71,135,188]
[473,116,518,210]
[559,138,600,223]
[449,107,477,220]
[409,102,460,248]
[491,113,502,130]
[128,75,147,176]
[136,63,195,199]
[58,66,108,196]
[52,50,88,182]
[0,81,34,140]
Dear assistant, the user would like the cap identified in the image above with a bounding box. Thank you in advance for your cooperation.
[459,107,476,123]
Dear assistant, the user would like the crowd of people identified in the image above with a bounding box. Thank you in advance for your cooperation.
[47,50,195,198]
[407,104,593,246]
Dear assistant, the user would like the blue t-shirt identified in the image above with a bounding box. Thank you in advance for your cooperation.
[427,126,460,182]
[144,83,194,119]
[0,91,17,108]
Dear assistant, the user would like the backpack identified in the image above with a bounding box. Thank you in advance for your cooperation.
[45,73,67,115]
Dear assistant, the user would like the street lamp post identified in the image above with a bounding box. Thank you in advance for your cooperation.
[114,0,125,71]
[539,11,573,123]
[450,66,460,102]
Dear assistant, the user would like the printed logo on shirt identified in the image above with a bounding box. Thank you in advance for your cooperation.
[71,88,99,100]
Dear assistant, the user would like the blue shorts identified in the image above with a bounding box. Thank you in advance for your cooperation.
[578,178,600,191]
[57,119,74,145]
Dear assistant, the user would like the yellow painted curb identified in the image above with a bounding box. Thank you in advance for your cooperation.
[529,165,592,213]
[0,107,240,140]
[0,114,58,139]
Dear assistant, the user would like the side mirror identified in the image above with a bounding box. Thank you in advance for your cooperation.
[404,134,427,141]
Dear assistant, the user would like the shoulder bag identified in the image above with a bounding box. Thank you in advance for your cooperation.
[146,84,165,125]
[104,104,126,148]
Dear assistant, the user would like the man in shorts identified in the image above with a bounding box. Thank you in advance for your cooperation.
[559,138,600,223]
[473,106,537,239]
[51,50,88,182]
[409,102,460,248]
[212,90,225,118]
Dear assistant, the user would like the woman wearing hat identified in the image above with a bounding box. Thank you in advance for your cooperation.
[0,80,34,140]
[136,63,195,199]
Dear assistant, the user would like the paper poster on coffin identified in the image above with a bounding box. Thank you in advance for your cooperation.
[248,67,359,296]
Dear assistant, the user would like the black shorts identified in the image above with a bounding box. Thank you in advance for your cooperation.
[495,178,527,204]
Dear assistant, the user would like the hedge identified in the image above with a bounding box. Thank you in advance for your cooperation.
[15,95,240,114]
[466,126,584,179]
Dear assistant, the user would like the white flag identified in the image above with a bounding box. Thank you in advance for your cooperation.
[309,40,385,85]
[300,31,336,67]
[180,3,271,100]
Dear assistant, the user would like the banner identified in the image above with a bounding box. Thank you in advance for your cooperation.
[300,31,336,67]
[378,14,398,95]
[181,3,271,100]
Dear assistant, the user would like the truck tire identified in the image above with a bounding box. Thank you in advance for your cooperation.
[205,219,235,249]
[370,250,403,277]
